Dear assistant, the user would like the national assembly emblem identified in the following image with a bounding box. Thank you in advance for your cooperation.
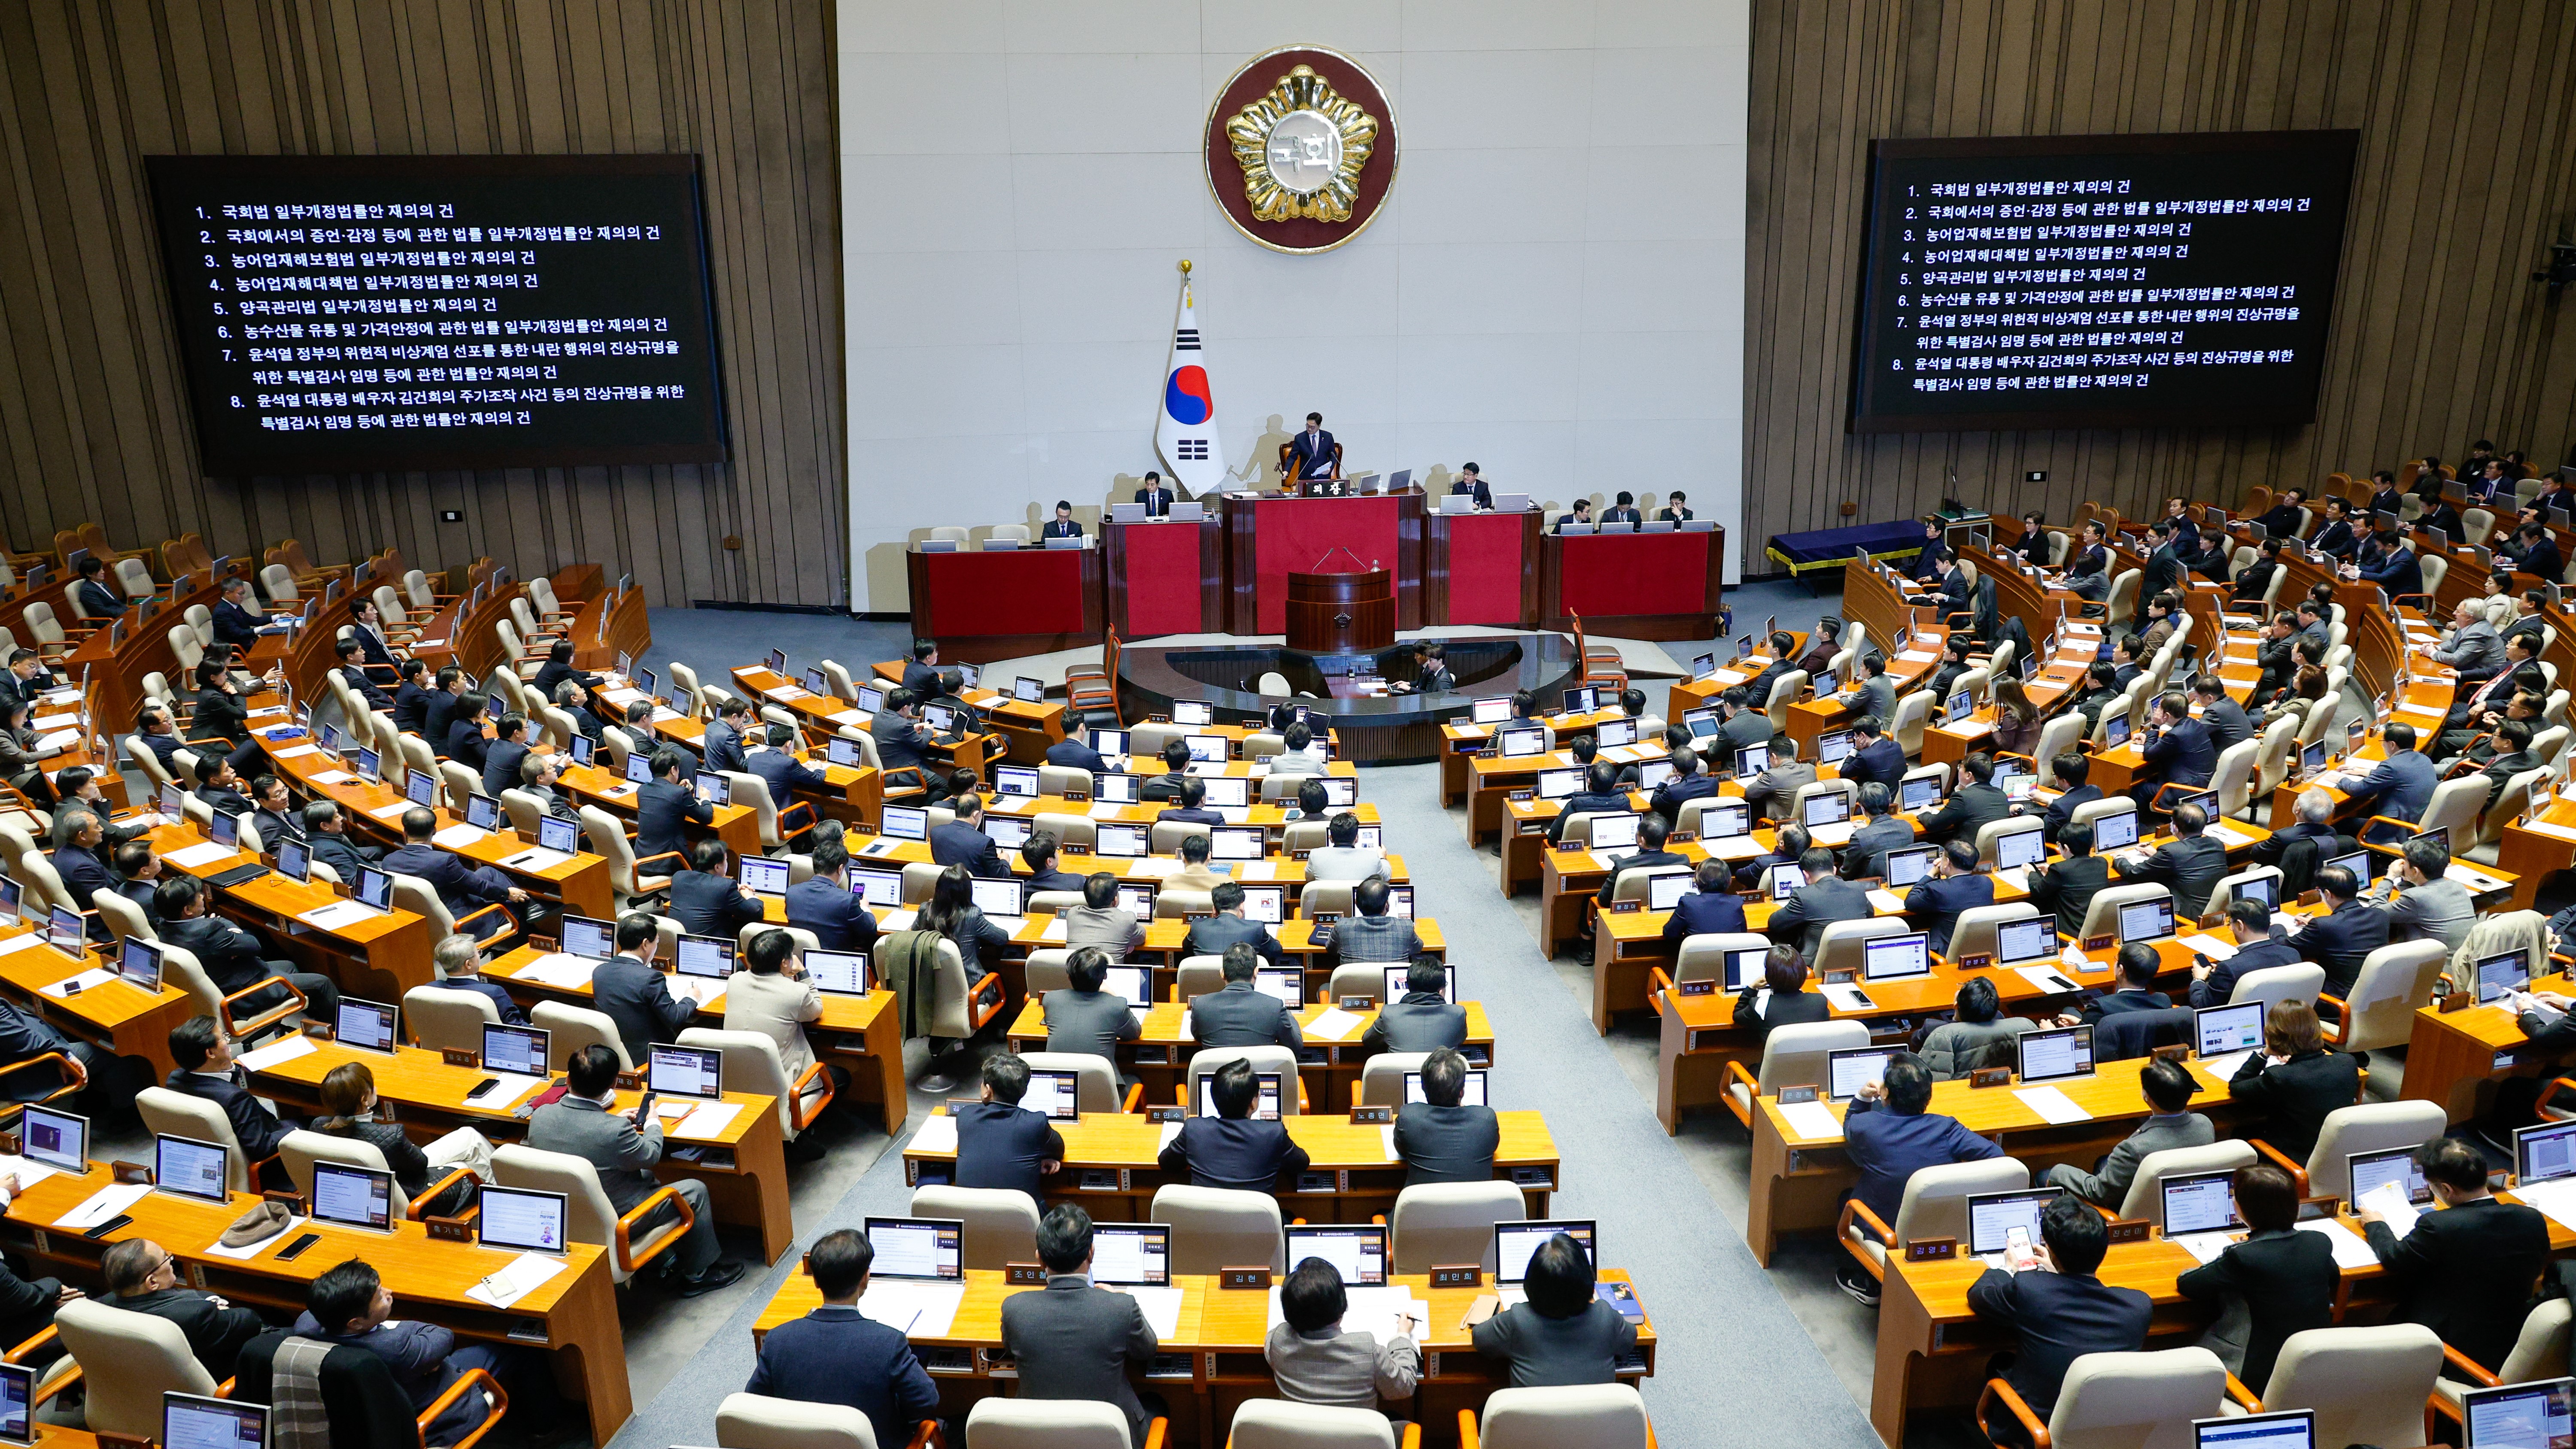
[1204,48,1398,255]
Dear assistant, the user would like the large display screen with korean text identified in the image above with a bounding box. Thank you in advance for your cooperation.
[1850,131,2357,433]
[145,154,726,473]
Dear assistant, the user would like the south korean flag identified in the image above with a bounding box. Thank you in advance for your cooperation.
[1154,273,1224,495]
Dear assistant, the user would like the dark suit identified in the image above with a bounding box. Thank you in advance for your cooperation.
[1647,770,1719,826]
[671,870,763,941]
[1660,889,1748,949]
[1186,981,1300,1048]
[1040,518,1084,539]
[480,738,532,799]
[1285,428,1338,481]
[1842,1097,2003,1228]
[161,913,340,1021]
[440,717,491,771]
[1045,737,1107,772]
[420,691,465,751]
[999,1276,1159,1443]
[1768,877,1873,959]
[2341,749,2437,834]
[2115,834,2228,919]
[1920,782,2011,847]
[2251,819,2337,870]
[591,955,698,1067]
[210,598,264,650]
[380,841,514,939]
[1182,913,1284,969]
[2176,1227,2339,1392]
[700,720,747,775]
[2358,542,2424,596]
[49,846,115,922]
[2292,899,2390,999]
[1449,477,1495,510]
[1363,993,1469,1054]
[1596,847,1688,907]
[2140,718,2218,789]
[74,577,124,620]
[528,654,601,700]
[338,665,393,712]
[105,1285,268,1381]
[2228,1048,2361,1160]
[2200,699,2254,753]
[2140,543,2184,601]
[1159,1115,1310,1193]
[1844,815,1917,879]
[1967,1267,2153,1420]
[2190,936,2300,1009]
[869,712,943,774]
[2364,1196,2552,1373]
[1546,790,1631,846]
[437,974,527,1027]
[2076,987,2172,1027]
[1470,1300,1637,1389]
[1841,736,1907,789]
[307,832,378,883]
[1392,1102,1499,1187]
[1906,873,1994,956]
[1599,506,1641,527]
[953,1100,1065,1201]
[2309,518,2356,559]
[929,820,1008,879]
[786,877,880,953]
[745,1303,942,1449]
[636,778,713,861]
[2025,855,2110,939]
[1133,485,1177,517]
[746,746,828,807]
[1734,986,1832,1040]
[2038,784,2102,844]
[163,1066,299,1163]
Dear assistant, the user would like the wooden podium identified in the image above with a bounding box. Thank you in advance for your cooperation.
[1285,569,1394,654]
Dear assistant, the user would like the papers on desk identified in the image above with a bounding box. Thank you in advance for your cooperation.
[0,1156,55,1195]
[411,638,448,650]
[166,841,240,869]
[671,1102,741,1139]
[1157,1121,1183,1154]
[2205,823,2256,848]
[856,837,902,858]
[1114,1284,1187,1340]
[2013,1086,2090,1124]
[465,1252,568,1309]
[501,848,574,872]
[1588,850,1628,874]
[236,1036,319,1071]
[307,770,356,787]
[1777,1100,1844,1142]
[600,688,645,705]
[909,1115,958,1155]
[1994,867,2031,894]
[2521,820,2576,841]
[1217,806,1253,824]
[2199,1050,2254,1082]
[2453,864,2509,893]
[1037,917,1069,944]
[1808,823,1854,848]
[512,954,600,989]
[2177,933,2237,961]
[432,825,486,849]
[668,975,725,1009]
[2513,1177,2576,1234]
[2294,1218,2381,1270]
[1305,1008,1364,1042]
[54,1182,149,1230]
[273,744,322,760]
[2357,1179,2422,1239]
[38,688,79,706]
[769,684,808,701]
[38,970,117,999]
[1088,802,1127,820]
[2017,964,2082,995]
[2169,1230,2237,1264]
[248,705,291,720]
[367,801,414,820]
[465,1072,549,1111]
[1703,669,1749,687]
[1380,1126,1398,1162]
[1866,890,1907,914]
[1127,857,1178,880]
[204,1213,304,1260]
[1235,861,1277,883]
[2394,705,2447,724]
[299,899,384,931]
[0,936,49,959]
[864,1280,968,1338]
[881,908,918,932]
[1174,1014,1193,1042]
[1897,650,1940,663]
[1947,719,1994,738]
[1704,835,1766,861]
[832,710,868,726]
[1452,725,1490,741]
[1822,984,1874,1014]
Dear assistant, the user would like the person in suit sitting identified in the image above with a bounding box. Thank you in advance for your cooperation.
[417,666,467,750]
[1841,782,1914,879]
[1327,878,1422,968]
[1922,751,2013,848]
[1838,1052,2004,1304]
[1160,1057,1310,1192]
[742,725,829,821]
[529,1043,743,1294]
[634,748,715,863]
[209,575,266,651]
[2059,941,2177,1026]
[1471,1231,1638,1387]
[700,699,753,776]
[2023,820,2109,942]
[294,1258,516,1446]
[1043,945,1142,1068]
[999,1204,1162,1443]
[1595,812,1687,908]
[2227,998,2361,1160]
[380,806,527,942]
[157,874,340,1022]
[1063,871,1146,962]
[1041,500,1086,540]
[1447,463,1495,511]
[744,1227,942,1447]
[1742,737,1819,824]
[1394,641,1454,694]
[2175,1163,2338,1393]
[331,635,393,712]
[1658,489,1693,523]
[1906,840,1992,957]
[898,640,942,695]
[439,690,492,772]
[1735,943,1831,1041]
[70,554,125,622]
[2190,899,2302,1008]
[1187,942,1300,1048]
[2136,690,2217,800]
[670,838,764,941]
[588,911,698,1067]
[2027,751,2102,845]
[1715,686,1776,771]
[245,775,304,852]
[1545,762,1632,847]
[1020,831,1089,897]
[1838,716,1905,792]
[955,1052,1066,1202]
[1660,859,1748,950]
[1648,747,1718,828]
[1155,832,1222,896]
[2190,674,2254,756]
[2306,495,2358,559]
[2378,835,2476,952]
[1967,1194,2153,1441]
[478,712,534,802]
[1185,881,1283,968]
[2111,797,2227,916]
[2287,864,2389,1002]
[1044,729,1107,773]
[2340,721,2440,844]
[1267,1255,1422,1413]
[786,838,880,954]
[869,688,961,789]
[1598,491,1642,527]
[1391,1045,1498,1187]
[299,801,378,884]
[2360,1135,2552,1374]
[1364,959,1468,1054]
[1285,414,1338,484]
[161,1014,302,1186]
[1766,846,1873,959]
[428,932,526,1027]
[929,792,1008,879]
[1132,471,1182,519]
[191,753,257,819]
[1551,499,1594,533]
[98,1236,270,1382]
[1155,776,1225,831]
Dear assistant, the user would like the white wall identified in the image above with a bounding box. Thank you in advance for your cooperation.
[839,0,1750,612]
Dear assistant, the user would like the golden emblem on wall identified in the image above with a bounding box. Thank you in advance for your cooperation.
[1224,65,1378,224]
[1203,48,1399,255]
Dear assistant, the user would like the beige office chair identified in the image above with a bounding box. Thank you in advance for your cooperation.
[493,1143,693,1285]
[1300,881,1357,919]
[1943,903,2041,964]
[1326,962,1391,1006]
[2229,962,2326,1012]
[715,1392,887,1449]
[1355,1053,1430,1110]
[1888,689,1934,758]
[1981,1347,2225,1449]
[1810,917,1912,980]
[2113,1141,2258,1222]
[533,1000,632,1072]
[1974,817,2044,870]
[393,871,521,952]
[1666,933,1768,991]
[1031,811,1096,851]
[2242,1324,2442,1448]
[2273,1100,2445,1200]
[1150,1183,1285,1273]
[582,804,676,908]
[677,1027,830,1142]
[136,1085,264,1193]
[158,942,302,1045]
[1153,888,1214,920]
[2201,867,2283,925]
[963,1399,1143,1449]
[2322,940,2447,1055]
[2432,1299,2575,1424]
[1037,765,1092,798]
[278,1130,467,1223]
[50,1298,219,1440]
[1390,1181,1525,1273]
[1468,1385,1652,1449]
[1021,948,1074,995]
[1184,1045,1302,1115]
[1722,1021,1870,1130]
[1230,1401,1399,1449]
[1840,1157,2029,1285]
[911,1185,1040,1271]
[1174,956,1226,1002]
[405,984,501,1053]
[88,888,155,948]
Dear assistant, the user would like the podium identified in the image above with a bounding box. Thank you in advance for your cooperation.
[1285,569,1394,654]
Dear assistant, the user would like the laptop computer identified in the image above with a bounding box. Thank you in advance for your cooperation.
[1088,1223,1171,1286]
[1285,1224,1389,1285]
[1826,1045,1902,1101]
[1404,1069,1487,1105]
[335,997,399,1053]
[865,1216,966,1279]
[2192,1410,2312,1449]
[1192,1071,1281,1119]
[2461,1377,2575,1449]
[478,1184,570,1255]
[1964,1187,2061,1260]
[1494,1220,1596,1284]
[2162,1167,2245,1237]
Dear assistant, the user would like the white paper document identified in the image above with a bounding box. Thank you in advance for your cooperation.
[165,842,240,868]
[299,899,384,931]
[367,801,414,820]
[674,1103,742,1139]
[1808,823,1854,848]
[54,1182,149,1230]
[2176,933,2237,960]
[1115,1284,1186,1340]
[0,936,48,958]
[2294,1218,2382,1271]
[2522,820,2576,841]
[0,1154,59,1195]
[38,969,118,999]
[1157,1121,1183,1154]
[1088,801,1127,820]
[1866,889,1907,914]
[236,1036,319,1071]
[1777,1100,1844,1142]
[1235,861,1277,883]
[465,1252,569,1309]
[432,825,486,849]
[2198,1050,2254,1082]
[272,745,322,760]
[1822,984,1874,1014]
[2169,1230,2236,1264]
[465,1072,549,1111]
[865,1279,969,1338]
[2356,1179,2422,1238]
[512,954,599,989]
[2017,964,2081,995]
[909,1115,958,1155]
[1380,1125,1398,1162]
[1305,1008,1364,1042]
[2011,1086,2090,1124]
[2512,1177,2576,1233]
[501,848,574,872]
[307,770,354,786]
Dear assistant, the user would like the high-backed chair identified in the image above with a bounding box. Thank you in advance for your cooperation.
[278,1130,468,1222]
[534,1000,631,1072]
[1721,1021,1870,1130]
[962,1398,1147,1449]
[392,871,521,953]
[1390,1181,1525,1273]
[1150,1184,1284,1273]
[2112,1141,2258,1222]
[1354,1053,1430,1110]
[1016,1051,1140,1114]
[2260,1100,2444,1200]
[2240,1324,2442,1449]
[2230,962,2325,1012]
[715,1392,913,1449]
[404,984,501,1053]
[492,1143,693,1285]
[911,1185,1040,1270]
[2078,884,2172,944]
[1946,902,2041,963]
[1980,1347,2225,1449]
[1462,1385,1650,1449]
[1231,1401,1402,1449]
[2431,1298,2574,1427]
[2321,940,2447,1055]
[1840,1157,2029,1286]
[49,1298,219,1440]
[136,1085,264,1193]
[582,804,675,909]
[1184,1045,1302,1114]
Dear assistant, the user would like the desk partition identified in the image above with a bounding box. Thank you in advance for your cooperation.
[1540,527,1725,640]
[1103,518,1222,637]
[903,546,1104,663]
[1424,509,1541,627]
[1222,489,1425,636]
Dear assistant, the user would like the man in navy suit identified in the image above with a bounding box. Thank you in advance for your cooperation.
[1159,1058,1310,1193]
[1044,729,1107,773]
[1285,413,1338,483]
[2062,942,2173,1025]
[440,693,491,770]
[670,839,764,941]
[2191,674,2254,754]
[1448,463,1495,510]
[636,750,714,862]
[1967,1195,2152,1436]
[480,713,534,800]
[1659,860,1747,949]
[1907,519,1950,582]
[929,794,1009,879]
[419,667,468,749]
[2137,691,2217,799]
[1133,471,1178,517]
[210,576,266,651]
[1839,1053,2003,1303]
[1040,500,1086,540]
[954,1053,1066,1202]
[743,1227,941,1448]
[2289,864,2390,1000]
[2189,900,2302,1008]
[1020,832,1089,896]
[2354,528,2423,597]
[898,641,942,695]
[1155,776,1224,830]
[429,934,526,1027]
[163,1015,301,1180]
[702,699,753,775]
[72,556,125,621]
[2031,752,2101,845]
[1647,747,1718,827]
[2306,496,2357,558]
[381,808,527,940]
[1840,717,1906,789]
[2112,800,2230,920]
[2339,721,2437,842]
[333,637,393,712]
[2139,519,2186,600]
[744,726,829,819]
[591,912,697,1067]
[1906,841,1993,957]
[787,838,880,952]
[1843,783,1915,879]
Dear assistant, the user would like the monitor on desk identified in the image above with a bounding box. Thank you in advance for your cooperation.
[1996,916,2056,966]
[993,765,1039,798]
[1211,825,1265,861]
[0,869,29,922]
[0,1359,25,1447]
[355,865,394,911]
[825,736,863,768]
[692,772,731,806]
[42,905,79,953]
[1095,772,1139,804]
[208,809,240,848]
[2477,950,2533,1003]
[271,834,312,884]
[2325,849,2372,887]
[560,912,615,960]
[850,868,902,907]
[1735,742,1770,778]
[1097,823,1147,858]
[765,649,788,676]
[2412,826,2451,857]
[806,950,870,995]
[740,854,791,897]
[1898,774,1942,813]
[1470,697,1512,726]
[164,1393,268,1449]
[1022,1069,1081,1121]
[621,752,654,787]
[1012,676,1045,704]
[1115,882,1157,920]
[2161,1167,2245,1236]
[1193,1070,1281,1120]
[674,933,735,980]
[565,734,593,769]
[2195,1002,2266,1058]
[1404,1069,1486,1106]
[649,1043,724,1100]
[153,1133,230,1204]
[1647,872,1693,912]
[2233,873,2277,911]
[1536,767,1583,801]
[335,997,398,1053]
[2016,1024,2096,1085]
[806,667,832,697]
[1817,730,1854,766]
[1862,932,1932,981]
[1802,790,1852,829]
[1201,775,1251,808]
[482,1022,550,1078]
[1321,777,1357,808]
[1561,686,1599,716]
[1826,1045,1902,1102]
[969,877,1026,920]
[1184,735,1230,764]
[1588,814,1639,851]
[854,685,887,715]
[1173,700,1214,727]
[311,1160,396,1233]
[1683,708,1719,739]
[1285,1224,1388,1286]
[2118,896,2175,944]
[118,938,164,993]
[1698,800,1751,841]
[1253,969,1306,1009]
[1239,884,1286,924]
[1946,690,1975,724]
[864,1216,966,1280]
[2462,1377,2576,1449]
[1765,864,1805,899]
[2092,805,2140,851]
[1964,1187,2062,1258]
[1097,964,1152,1007]
[1883,845,1938,889]
[1995,828,2046,871]
[479,1185,570,1255]
[921,704,958,733]
[1595,717,1638,748]
[19,1106,84,1176]
[2347,1145,2433,1208]
[989,816,1032,851]
[1384,885,1415,919]
[2105,712,2132,747]
[1719,946,1769,991]
[1636,759,1675,792]
[883,805,930,841]
[1088,1223,1171,1286]
[1498,728,1546,759]
[2516,1120,2576,1185]
[1495,1221,1596,1285]
[2170,790,2217,822]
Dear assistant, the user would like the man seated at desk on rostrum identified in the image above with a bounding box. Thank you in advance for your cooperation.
[2358,1135,2552,1375]
[745,1227,942,1447]
[1001,1204,1163,1443]
[1161,1057,1310,1193]
[2188,899,2300,1009]
[1448,462,1495,510]
[1363,959,1468,1054]
[1967,1194,2153,1445]
[528,1043,745,1294]
[1836,1051,2003,1306]
[1063,871,1147,962]
[99,1237,270,1382]
[2045,1056,2212,1207]
[1327,878,1421,968]
[954,1051,1065,1203]
[1188,942,1301,1049]
[1185,881,1283,968]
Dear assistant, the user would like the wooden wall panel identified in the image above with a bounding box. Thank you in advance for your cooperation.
[0,0,844,608]
[1747,0,2576,568]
